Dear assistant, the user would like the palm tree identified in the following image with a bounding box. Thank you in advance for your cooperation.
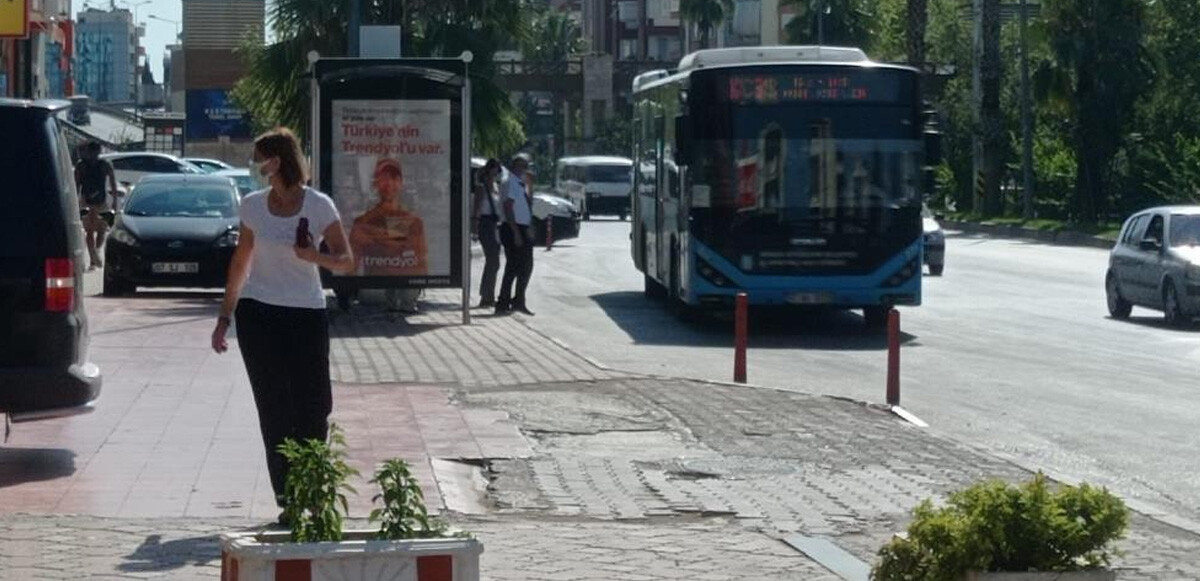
[680,0,734,49]
[232,0,529,156]
[522,9,583,63]
[978,0,1003,216]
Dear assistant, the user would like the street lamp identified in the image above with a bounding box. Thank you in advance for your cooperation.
[148,15,181,43]
[118,0,152,28]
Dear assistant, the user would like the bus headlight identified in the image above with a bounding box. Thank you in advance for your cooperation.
[696,257,733,287]
[882,257,921,287]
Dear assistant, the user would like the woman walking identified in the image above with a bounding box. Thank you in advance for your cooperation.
[472,158,503,307]
[210,127,355,514]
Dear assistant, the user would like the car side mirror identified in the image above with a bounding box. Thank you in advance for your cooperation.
[1139,238,1162,252]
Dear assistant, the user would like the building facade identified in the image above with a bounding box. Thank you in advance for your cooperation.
[75,7,137,103]
[181,0,265,162]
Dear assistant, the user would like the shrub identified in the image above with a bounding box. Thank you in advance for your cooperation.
[872,473,1128,581]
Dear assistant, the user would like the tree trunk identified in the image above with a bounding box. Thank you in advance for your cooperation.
[980,0,1004,217]
[905,0,928,66]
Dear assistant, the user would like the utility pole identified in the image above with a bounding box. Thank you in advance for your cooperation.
[1018,0,1035,219]
[637,0,647,60]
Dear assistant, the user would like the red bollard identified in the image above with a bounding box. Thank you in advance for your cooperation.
[734,292,748,383]
[886,308,900,406]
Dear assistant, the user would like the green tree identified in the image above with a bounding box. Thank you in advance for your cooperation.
[782,0,876,49]
[905,0,928,65]
[1036,0,1152,223]
[232,0,529,156]
[680,0,734,49]
[521,7,582,62]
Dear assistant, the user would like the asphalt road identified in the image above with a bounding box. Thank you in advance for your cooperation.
[518,219,1200,523]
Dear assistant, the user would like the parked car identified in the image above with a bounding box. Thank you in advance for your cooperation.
[0,98,101,422]
[1107,206,1200,327]
[923,207,945,276]
[103,174,241,296]
[531,190,582,246]
[100,152,203,189]
[211,168,254,197]
[184,157,236,173]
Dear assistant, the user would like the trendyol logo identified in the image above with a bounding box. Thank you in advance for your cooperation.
[364,250,419,268]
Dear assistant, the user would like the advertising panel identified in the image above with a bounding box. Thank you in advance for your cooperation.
[185,89,252,139]
[331,100,453,285]
[0,0,28,38]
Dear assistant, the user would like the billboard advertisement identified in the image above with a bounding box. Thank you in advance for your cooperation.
[185,89,252,139]
[331,99,453,286]
[0,0,28,38]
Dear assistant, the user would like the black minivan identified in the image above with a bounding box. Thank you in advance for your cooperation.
[0,99,101,422]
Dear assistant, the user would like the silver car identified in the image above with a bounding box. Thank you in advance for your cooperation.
[1106,206,1200,327]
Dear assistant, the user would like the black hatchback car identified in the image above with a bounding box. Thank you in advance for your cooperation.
[0,99,101,422]
[103,174,240,295]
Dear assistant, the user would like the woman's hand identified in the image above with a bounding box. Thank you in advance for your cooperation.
[212,318,231,353]
[294,243,320,263]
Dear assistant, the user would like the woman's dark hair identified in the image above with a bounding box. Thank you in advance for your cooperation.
[254,127,308,188]
[484,158,502,174]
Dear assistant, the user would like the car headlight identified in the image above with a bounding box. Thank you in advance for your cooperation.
[110,227,139,247]
[214,228,240,248]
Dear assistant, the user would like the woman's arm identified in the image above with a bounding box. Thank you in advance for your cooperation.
[212,223,255,353]
[296,220,355,274]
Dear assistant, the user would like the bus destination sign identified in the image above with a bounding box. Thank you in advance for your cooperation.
[726,72,901,104]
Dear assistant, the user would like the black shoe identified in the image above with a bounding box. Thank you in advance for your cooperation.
[514,306,535,316]
[477,299,496,309]
[494,303,511,315]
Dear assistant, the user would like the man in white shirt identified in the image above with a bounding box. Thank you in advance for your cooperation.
[496,153,535,316]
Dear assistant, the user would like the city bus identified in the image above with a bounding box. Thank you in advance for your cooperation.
[631,46,934,326]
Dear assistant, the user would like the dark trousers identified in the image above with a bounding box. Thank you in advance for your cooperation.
[498,224,534,309]
[478,216,501,303]
[235,298,332,505]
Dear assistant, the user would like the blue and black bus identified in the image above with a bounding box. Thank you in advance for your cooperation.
[631,46,933,326]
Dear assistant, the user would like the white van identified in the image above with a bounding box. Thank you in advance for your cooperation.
[554,156,633,220]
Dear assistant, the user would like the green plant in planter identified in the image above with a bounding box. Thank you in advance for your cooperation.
[278,424,359,543]
[872,473,1128,581]
[369,458,449,540]
[277,424,454,543]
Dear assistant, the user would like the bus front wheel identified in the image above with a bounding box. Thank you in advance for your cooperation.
[644,274,667,300]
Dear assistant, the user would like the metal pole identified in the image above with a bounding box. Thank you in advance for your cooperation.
[1019,0,1035,219]
[816,0,824,45]
[734,292,748,383]
[461,55,473,325]
[348,0,362,57]
[886,308,900,406]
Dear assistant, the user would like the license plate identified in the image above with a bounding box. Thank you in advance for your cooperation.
[152,262,199,274]
[787,292,833,305]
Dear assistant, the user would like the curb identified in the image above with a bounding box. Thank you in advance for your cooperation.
[944,220,1115,250]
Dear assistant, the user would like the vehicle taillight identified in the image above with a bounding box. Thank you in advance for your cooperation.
[45,258,75,312]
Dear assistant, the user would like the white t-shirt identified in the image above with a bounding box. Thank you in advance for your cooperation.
[239,187,341,309]
[500,172,532,226]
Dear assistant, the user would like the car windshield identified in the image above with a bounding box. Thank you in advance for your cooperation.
[586,165,632,183]
[125,184,236,218]
[1169,214,1200,247]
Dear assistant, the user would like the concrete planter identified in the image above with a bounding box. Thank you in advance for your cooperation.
[964,571,1116,581]
[220,530,483,581]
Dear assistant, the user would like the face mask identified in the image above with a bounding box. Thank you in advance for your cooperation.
[249,159,273,190]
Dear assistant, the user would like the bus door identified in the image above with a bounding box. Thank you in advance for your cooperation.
[655,112,671,289]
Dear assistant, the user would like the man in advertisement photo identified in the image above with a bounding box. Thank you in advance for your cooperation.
[349,158,429,277]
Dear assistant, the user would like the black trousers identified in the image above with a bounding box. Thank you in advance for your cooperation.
[235,298,332,505]
[478,216,501,303]
[498,224,534,309]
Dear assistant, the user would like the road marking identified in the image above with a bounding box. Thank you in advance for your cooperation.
[890,406,929,428]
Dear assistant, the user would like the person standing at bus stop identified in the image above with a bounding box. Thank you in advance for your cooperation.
[472,158,503,308]
[210,127,355,516]
[74,141,119,269]
[496,153,535,316]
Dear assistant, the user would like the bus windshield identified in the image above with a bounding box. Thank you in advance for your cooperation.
[688,100,922,274]
[586,165,632,184]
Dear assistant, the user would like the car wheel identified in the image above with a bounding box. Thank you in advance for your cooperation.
[582,212,591,221]
[644,274,666,300]
[929,262,944,276]
[1163,281,1189,328]
[1106,272,1132,320]
[863,306,889,330]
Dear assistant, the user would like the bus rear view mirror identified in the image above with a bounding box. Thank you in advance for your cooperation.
[675,116,693,165]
